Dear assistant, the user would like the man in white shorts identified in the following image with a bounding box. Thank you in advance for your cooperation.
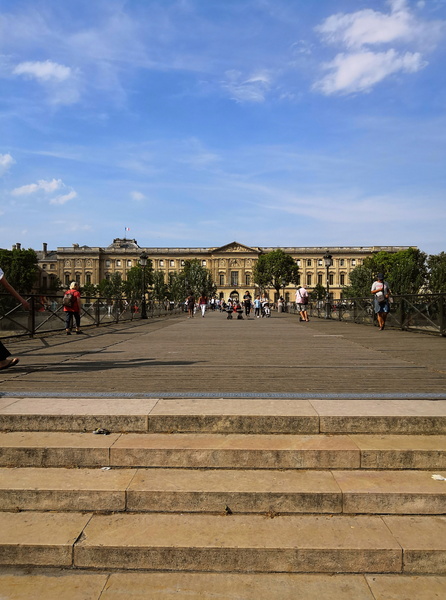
[295,285,309,322]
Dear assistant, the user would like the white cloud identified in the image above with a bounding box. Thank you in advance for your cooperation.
[11,178,76,206]
[315,4,416,50]
[13,60,72,82]
[314,49,426,95]
[0,154,15,176]
[50,190,77,205]
[222,70,272,103]
[12,59,80,105]
[313,0,436,95]
[131,191,145,201]
[11,178,63,196]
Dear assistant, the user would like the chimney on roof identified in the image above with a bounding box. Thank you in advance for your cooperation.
[16,243,21,250]
[43,243,48,257]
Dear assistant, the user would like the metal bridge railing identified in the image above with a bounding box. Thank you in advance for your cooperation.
[289,293,446,336]
[0,294,182,339]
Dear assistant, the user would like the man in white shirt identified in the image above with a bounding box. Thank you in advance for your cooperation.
[295,286,309,322]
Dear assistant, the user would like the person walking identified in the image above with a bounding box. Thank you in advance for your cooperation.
[198,293,208,317]
[0,266,31,370]
[243,291,252,317]
[186,292,195,318]
[295,285,309,322]
[254,295,261,318]
[371,273,392,330]
[63,282,82,335]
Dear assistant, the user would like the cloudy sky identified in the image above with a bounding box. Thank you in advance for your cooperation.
[1,0,445,255]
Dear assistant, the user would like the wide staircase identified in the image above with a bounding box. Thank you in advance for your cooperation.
[0,397,445,599]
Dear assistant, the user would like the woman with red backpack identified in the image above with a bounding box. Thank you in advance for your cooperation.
[63,282,82,335]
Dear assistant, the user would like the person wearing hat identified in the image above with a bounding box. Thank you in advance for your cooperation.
[371,273,392,330]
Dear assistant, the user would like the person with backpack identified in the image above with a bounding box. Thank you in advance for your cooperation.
[295,285,309,322]
[371,273,392,331]
[63,282,82,335]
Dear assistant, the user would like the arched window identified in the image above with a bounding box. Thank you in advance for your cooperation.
[306,273,312,286]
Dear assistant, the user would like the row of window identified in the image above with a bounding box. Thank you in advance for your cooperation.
[58,258,359,271]
[220,272,252,286]
[296,258,358,267]
[62,272,347,288]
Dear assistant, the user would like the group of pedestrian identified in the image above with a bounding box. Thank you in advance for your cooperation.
[0,265,394,373]
[185,292,210,318]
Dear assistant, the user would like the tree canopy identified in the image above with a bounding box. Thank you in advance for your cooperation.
[181,259,216,298]
[427,252,446,293]
[0,247,38,294]
[253,249,300,296]
[342,247,442,298]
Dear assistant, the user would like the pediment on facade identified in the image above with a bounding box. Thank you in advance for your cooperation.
[213,241,259,254]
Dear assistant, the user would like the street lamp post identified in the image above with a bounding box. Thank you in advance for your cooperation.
[139,251,148,319]
[323,250,333,319]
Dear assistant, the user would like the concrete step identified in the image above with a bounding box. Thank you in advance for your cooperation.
[1,432,445,469]
[1,468,445,515]
[0,512,445,574]
[1,398,445,434]
[1,570,445,600]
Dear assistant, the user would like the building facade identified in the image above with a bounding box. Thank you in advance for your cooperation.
[34,239,413,301]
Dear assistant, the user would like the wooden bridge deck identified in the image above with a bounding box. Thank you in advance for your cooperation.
[1,310,445,397]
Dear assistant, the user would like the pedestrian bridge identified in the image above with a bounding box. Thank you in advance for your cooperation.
[1,309,445,398]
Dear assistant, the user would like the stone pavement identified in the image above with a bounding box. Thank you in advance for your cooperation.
[1,310,445,396]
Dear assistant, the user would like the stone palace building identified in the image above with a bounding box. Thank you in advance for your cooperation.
[32,239,411,301]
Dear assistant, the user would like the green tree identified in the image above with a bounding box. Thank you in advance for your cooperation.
[182,259,216,298]
[98,272,127,302]
[122,263,153,302]
[388,248,427,295]
[167,272,186,303]
[152,271,169,302]
[343,248,428,298]
[342,264,375,298]
[312,283,326,301]
[253,250,300,296]
[0,247,38,293]
[82,282,98,298]
[427,252,446,293]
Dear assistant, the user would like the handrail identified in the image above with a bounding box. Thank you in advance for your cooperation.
[289,293,446,336]
[0,294,182,339]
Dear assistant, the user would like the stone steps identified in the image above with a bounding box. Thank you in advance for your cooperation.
[0,397,445,584]
[0,512,445,574]
[1,570,445,600]
[1,467,445,515]
[1,398,445,434]
[1,431,445,469]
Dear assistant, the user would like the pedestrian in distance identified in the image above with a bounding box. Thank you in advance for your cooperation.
[371,273,392,331]
[186,292,195,318]
[254,295,261,318]
[295,285,309,322]
[198,292,208,317]
[243,291,252,317]
[63,282,82,335]
[0,266,31,370]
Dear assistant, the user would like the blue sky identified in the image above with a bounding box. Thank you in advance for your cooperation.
[1,0,445,255]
